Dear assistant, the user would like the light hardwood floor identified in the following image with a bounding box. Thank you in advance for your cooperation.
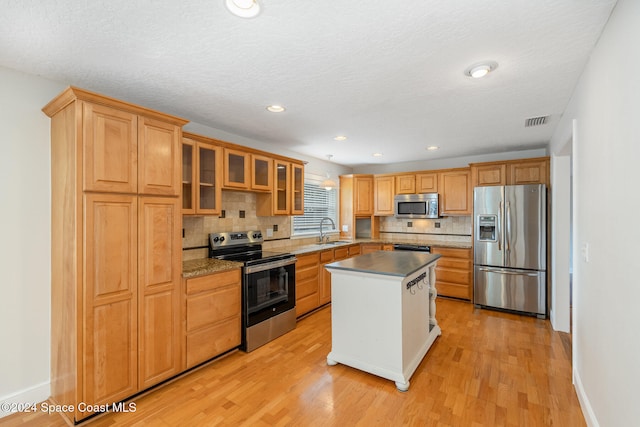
[1,298,584,426]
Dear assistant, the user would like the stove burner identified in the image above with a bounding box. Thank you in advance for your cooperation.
[209,230,294,266]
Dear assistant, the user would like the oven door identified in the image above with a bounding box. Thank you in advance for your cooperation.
[244,258,296,327]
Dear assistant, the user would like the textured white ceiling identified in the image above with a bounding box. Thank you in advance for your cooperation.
[0,0,617,166]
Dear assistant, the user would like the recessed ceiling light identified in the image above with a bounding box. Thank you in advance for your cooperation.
[224,0,261,18]
[464,61,498,79]
[426,146,439,151]
[266,105,285,113]
[372,153,383,157]
[334,135,347,141]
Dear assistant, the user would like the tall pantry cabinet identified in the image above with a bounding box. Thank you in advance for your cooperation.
[43,87,188,423]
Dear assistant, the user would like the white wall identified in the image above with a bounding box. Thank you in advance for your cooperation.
[549,0,639,425]
[0,67,64,413]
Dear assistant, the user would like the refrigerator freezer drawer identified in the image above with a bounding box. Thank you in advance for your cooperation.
[474,266,546,316]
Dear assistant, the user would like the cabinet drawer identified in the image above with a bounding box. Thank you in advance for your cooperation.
[296,277,318,299]
[186,269,241,295]
[436,258,472,270]
[361,244,381,254]
[348,245,361,256]
[296,253,320,269]
[320,250,334,263]
[297,266,319,282]
[296,292,320,317]
[436,267,471,285]
[431,247,472,259]
[334,247,349,260]
[186,316,241,368]
[186,284,240,332]
[436,281,471,300]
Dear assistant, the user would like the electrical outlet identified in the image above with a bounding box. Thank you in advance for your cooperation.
[239,210,245,219]
[342,225,348,232]
[435,222,440,228]
[219,210,226,218]
[581,243,590,262]
[273,224,278,232]
[407,221,413,228]
[266,228,273,237]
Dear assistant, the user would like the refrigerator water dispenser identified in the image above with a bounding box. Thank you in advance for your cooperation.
[477,215,497,241]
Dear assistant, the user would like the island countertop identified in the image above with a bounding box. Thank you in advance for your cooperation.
[325,251,441,278]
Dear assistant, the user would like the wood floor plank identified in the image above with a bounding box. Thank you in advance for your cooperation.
[0,299,584,426]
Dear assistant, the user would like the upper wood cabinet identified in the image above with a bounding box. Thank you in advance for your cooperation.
[82,103,181,196]
[508,158,549,185]
[374,175,395,216]
[291,163,304,215]
[273,160,291,214]
[251,154,273,191]
[138,117,181,196]
[471,157,549,187]
[256,160,305,216]
[395,174,415,194]
[439,168,472,215]
[83,103,138,193]
[472,163,507,187]
[354,175,374,216]
[339,174,374,239]
[182,136,223,215]
[416,172,438,193]
[224,148,250,189]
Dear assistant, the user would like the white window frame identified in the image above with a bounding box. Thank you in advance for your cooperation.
[291,172,339,238]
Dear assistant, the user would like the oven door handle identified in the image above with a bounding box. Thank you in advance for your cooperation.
[244,257,297,274]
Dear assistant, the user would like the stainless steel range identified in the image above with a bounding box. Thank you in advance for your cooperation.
[209,230,296,352]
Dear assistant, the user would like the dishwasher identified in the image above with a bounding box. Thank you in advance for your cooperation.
[392,243,431,253]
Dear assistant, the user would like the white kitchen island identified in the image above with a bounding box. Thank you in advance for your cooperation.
[325,251,441,391]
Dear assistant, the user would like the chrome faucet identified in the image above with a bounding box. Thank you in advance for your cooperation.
[319,217,336,243]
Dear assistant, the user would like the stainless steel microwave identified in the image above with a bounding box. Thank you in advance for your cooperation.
[394,193,439,219]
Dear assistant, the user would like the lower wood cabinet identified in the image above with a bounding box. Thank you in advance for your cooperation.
[296,244,363,317]
[183,269,241,369]
[295,252,320,317]
[431,247,473,301]
[318,250,335,306]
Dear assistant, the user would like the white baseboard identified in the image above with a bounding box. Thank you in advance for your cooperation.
[0,381,50,419]
[573,369,599,427]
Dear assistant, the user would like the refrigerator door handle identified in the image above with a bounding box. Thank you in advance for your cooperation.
[497,201,502,251]
[505,201,511,253]
[477,267,540,277]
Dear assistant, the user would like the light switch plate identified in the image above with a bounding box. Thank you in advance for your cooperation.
[581,242,589,262]
[342,225,348,232]
[266,228,273,237]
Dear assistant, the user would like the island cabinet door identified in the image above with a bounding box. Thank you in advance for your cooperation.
[138,196,182,389]
[83,193,138,418]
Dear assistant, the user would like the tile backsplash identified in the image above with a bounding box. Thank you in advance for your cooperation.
[183,192,473,260]
[182,191,291,260]
[379,215,472,235]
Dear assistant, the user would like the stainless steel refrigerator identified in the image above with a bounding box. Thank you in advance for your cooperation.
[473,184,547,318]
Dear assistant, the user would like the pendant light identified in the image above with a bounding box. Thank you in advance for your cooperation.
[320,155,337,191]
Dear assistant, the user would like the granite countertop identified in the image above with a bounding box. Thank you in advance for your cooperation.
[276,238,471,256]
[325,251,441,278]
[182,258,243,278]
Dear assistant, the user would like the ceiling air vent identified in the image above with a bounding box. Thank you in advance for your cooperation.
[525,116,548,127]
